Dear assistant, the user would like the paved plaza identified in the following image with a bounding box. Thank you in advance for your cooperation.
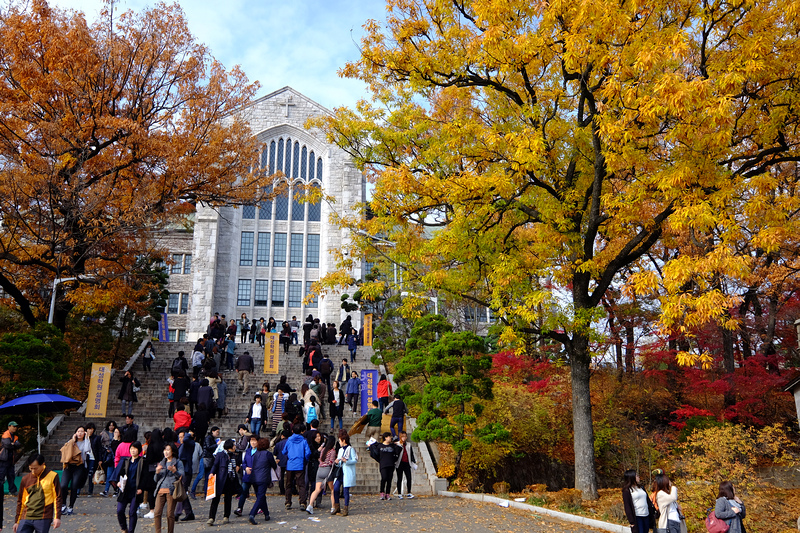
[1,493,602,533]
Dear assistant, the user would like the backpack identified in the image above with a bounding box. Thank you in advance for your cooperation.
[306,405,317,422]
[705,511,729,533]
[171,358,184,374]
[320,359,332,374]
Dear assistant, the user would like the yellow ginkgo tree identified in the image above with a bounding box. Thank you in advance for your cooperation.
[316,0,800,498]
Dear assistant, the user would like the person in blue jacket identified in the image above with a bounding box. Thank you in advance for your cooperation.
[247,438,277,524]
[234,435,259,517]
[206,439,241,526]
[283,424,311,510]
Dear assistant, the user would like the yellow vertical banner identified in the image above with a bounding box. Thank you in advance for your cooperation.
[364,314,373,347]
[264,333,280,374]
[86,363,112,418]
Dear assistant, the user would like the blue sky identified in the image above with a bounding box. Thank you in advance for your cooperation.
[52,0,388,110]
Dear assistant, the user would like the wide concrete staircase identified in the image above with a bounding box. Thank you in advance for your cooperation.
[40,340,432,495]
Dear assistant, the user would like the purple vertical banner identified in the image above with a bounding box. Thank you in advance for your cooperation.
[360,369,378,416]
[158,313,169,342]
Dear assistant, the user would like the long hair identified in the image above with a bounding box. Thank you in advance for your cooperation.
[652,473,670,494]
[717,480,735,499]
[622,469,640,492]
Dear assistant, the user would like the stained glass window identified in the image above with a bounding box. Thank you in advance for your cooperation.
[259,184,272,220]
[284,137,292,176]
[292,142,300,178]
[300,146,307,180]
[269,141,276,173]
[243,205,256,219]
[308,184,321,222]
[275,187,289,220]
[317,157,323,181]
[277,138,284,173]
[291,187,305,221]
[309,151,315,181]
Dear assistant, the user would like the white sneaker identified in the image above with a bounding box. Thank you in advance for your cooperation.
[139,503,149,510]
[305,504,314,514]
[398,494,404,499]
[406,493,415,499]
[144,511,155,519]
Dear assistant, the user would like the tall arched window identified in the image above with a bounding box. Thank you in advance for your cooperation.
[308,183,321,221]
[309,151,315,181]
[269,141,276,173]
[291,186,305,221]
[277,139,284,173]
[300,146,307,180]
[316,157,323,181]
[284,137,292,177]
[275,183,289,220]
[292,142,300,178]
[260,145,269,169]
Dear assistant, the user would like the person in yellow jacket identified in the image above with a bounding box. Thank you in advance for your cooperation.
[13,454,62,533]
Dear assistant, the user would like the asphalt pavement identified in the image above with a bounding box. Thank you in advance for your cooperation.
[1,491,605,533]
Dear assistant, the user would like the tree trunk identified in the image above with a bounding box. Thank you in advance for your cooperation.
[570,332,598,499]
[625,324,635,373]
[721,323,735,374]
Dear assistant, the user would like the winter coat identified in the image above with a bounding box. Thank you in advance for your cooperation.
[117,375,140,402]
[336,445,358,488]
[346,377,360,395]
[241,447,257,483]
[715,497,746,533]
[153,457,184,494]
[209,450,241,493]
[283,434,311,471]
[250,449,277,485]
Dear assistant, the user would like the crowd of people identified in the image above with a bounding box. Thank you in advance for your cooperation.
[0,312,417,533]
[621,469,747,533]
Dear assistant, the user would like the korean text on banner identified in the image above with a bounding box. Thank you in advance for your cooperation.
[364,314,373,347]
[86,363,112,418]
[360,369,378,415]
[158,313,169,342]
[264,333,280,374]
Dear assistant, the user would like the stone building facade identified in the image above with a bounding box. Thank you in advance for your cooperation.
[162,87,364,342]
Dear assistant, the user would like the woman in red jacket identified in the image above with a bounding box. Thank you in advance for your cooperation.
[377,375,392,411]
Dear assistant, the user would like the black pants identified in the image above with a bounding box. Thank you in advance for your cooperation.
[0,459,17,493]
[143,358,152,371]
[61,464,88,508]
[209,481,239,520]
[237,481,254,510]
[397,462,412,494]
[379,466,394,494]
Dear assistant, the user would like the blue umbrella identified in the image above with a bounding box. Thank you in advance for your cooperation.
[0,388,81,453]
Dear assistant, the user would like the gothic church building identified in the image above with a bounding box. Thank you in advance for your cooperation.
[161,87,365,342]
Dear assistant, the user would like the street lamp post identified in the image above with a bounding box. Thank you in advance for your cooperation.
[48,277,94,324]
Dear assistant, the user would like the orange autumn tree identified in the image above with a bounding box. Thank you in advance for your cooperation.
[0,0,266,330]
[317,0,800,498]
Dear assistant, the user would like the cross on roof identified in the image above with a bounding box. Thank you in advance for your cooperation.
[279,96,297,118]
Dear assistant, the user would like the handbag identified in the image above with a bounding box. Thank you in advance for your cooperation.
[172,477,188,502]
[93,468,106,485]
[705,511,729,533]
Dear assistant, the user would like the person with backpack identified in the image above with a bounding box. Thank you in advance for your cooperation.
[318,354,334,393]
[304,397,319,424]
[713,481,745,533]
[622,469,654,533]
[370,432,401,501]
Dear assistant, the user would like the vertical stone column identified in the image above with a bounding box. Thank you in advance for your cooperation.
[188,204,220,340]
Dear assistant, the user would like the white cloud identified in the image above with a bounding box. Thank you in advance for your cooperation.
[49,0,387,108]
